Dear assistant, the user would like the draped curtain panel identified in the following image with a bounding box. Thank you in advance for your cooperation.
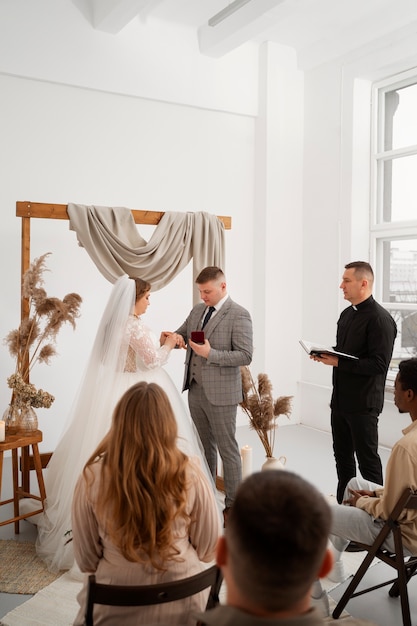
[68,204,225,304]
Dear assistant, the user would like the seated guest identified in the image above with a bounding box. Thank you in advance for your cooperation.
[325,357,417,586]
[196,470,376,625]
[71,381,222,626]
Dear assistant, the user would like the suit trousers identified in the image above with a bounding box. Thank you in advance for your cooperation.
[188,381,242,508]
[331,409,383,503]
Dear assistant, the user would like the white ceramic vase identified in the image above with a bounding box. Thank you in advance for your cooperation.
[261,455,287,471]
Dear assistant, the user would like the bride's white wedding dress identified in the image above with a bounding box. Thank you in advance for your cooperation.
[21,276,212,573]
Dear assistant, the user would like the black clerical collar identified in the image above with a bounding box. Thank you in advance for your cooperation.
[352,295,374,311]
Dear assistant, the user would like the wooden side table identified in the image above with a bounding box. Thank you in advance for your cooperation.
[0,429,46,533]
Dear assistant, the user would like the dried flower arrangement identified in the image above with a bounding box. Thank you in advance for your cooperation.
[4,253,82,409]
[240,366,293,458]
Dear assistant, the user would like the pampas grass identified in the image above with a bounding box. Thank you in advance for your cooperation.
[240,366,292,458]
[4,253,82,408]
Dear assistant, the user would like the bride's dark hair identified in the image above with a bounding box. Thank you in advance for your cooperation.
[131,277,151,302]
[83,382,190,569]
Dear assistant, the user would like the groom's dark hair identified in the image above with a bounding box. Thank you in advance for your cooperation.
[196,266,225,283]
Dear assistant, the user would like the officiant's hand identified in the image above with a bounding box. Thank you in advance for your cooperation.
[311,354,339,367]
[189,338,211,359]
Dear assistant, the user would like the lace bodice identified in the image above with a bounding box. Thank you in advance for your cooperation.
[122,316,170,373]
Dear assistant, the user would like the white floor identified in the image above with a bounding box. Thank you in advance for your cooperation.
[1,423,417,625]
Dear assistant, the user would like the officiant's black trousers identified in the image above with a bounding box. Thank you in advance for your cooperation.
[331,409,383,504]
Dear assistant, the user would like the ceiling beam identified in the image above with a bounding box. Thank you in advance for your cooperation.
[198,0,285,57]
[90,0,154,33]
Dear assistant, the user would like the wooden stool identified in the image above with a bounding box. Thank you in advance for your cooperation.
[0,429,46,533]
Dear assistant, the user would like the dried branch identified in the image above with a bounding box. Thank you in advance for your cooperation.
[240,366,292,458]
[4,253,82,408]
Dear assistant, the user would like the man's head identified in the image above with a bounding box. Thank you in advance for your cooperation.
[196,266,227,307]
[394,358,417,420]
[217,470,332,616]
[340,261,374,306]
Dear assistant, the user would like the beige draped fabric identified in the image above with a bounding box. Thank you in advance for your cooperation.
[68,204,225,304]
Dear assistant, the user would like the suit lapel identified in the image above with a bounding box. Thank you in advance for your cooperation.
[204,298,232,338]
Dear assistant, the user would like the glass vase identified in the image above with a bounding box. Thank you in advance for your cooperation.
[19,403,38,433]
[3,404,20,435]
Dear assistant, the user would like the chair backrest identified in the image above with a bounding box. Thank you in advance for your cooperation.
[85,564,223,626]
[372,487,417,560]
[389,488,417,521]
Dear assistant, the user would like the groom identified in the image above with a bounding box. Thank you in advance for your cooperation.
[165,266,253,522]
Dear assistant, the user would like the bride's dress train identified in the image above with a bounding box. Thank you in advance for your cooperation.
[20,276,212,572]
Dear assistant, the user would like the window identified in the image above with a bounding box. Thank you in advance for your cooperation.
[371,70,417,372]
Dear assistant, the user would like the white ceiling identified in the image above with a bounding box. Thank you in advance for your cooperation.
[72,0,417,70]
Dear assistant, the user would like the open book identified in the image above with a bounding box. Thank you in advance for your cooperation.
[299,339,358,360]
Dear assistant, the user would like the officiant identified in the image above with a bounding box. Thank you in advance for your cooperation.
[311,261,397,503]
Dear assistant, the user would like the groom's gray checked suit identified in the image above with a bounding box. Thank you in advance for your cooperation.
[176,297,253,508]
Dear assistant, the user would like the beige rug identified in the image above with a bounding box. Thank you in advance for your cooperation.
[0,540,60,595]
[0,571,82,626]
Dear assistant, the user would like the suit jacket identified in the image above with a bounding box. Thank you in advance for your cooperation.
[176,297,253,406]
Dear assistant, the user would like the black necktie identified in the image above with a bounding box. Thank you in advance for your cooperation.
[202,306,216,329]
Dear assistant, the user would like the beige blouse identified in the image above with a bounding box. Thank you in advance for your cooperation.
[71,457,222,625]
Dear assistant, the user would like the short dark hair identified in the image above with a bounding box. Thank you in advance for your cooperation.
[345,261,374,282]
[226,471,331,612]
[398,358,417,394]
[196,266,225,284]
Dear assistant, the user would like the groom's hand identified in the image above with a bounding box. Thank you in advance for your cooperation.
[189,338,211,358]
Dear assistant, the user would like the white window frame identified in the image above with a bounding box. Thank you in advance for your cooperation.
[370,67,417,381]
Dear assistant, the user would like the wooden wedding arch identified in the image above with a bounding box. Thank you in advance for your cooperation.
[17,201,230,491]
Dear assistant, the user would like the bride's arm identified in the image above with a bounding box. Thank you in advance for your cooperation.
[128,320,178,369]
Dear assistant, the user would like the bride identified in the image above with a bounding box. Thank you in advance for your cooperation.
[27,274,213,572]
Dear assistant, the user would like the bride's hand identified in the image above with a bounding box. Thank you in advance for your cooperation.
[164,333,182,349]
[160,331,171,346]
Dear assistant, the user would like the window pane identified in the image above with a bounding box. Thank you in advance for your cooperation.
[385,240,417,362]
[382,155,417,222]
[384,83,417,151]
[382,238,417,303]
[387,309,417,361]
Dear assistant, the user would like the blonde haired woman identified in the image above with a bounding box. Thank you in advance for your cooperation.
[72,382,221,626]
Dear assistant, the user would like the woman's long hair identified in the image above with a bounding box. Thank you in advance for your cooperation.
[83,382,190,569]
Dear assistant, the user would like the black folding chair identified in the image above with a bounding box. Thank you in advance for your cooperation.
[332,487,417,626]
[84,564,223,626]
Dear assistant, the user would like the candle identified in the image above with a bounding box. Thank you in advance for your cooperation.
[241,444,252,479]
[0,420,5,442]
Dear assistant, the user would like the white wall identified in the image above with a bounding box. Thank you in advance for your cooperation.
[0,72,256,452]
[0,2,307,456]
[2,0,416,459]
[0,0,259,116]
[299,44,417,447]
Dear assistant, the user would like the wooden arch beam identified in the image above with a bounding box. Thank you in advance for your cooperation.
[16,201,231,493]
[17,200,231,316]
